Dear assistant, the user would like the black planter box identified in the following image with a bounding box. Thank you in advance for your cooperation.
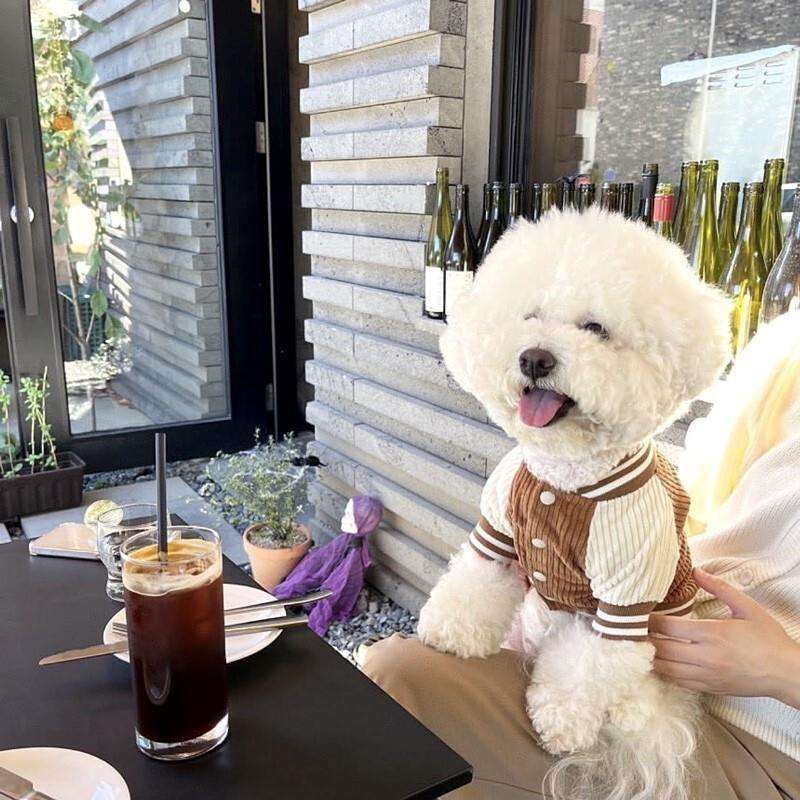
[0,452,85,521]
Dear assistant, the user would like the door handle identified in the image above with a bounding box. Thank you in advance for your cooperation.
[3,117,39,316]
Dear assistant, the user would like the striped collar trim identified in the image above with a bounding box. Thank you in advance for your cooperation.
[577,441,655,499]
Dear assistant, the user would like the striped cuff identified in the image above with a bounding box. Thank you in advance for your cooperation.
[653,595,696,617]
[468,517,517,564]
[592,601,655,641]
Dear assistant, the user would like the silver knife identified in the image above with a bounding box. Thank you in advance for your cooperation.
[113,588,332,634]
[39,613,309,666]
[0,765,57,800]
[223,587,332,618]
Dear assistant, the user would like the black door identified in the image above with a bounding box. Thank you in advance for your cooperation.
[0,0,288,472]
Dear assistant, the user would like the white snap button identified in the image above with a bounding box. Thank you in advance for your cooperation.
[539,491,556,506]
[531,538,546,549]
[533,571,546,582]
[738,568,754,587]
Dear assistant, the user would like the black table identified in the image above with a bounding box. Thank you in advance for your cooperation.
[0,541,471,798]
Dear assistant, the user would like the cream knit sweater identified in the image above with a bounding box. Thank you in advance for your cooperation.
[683,312,800,762]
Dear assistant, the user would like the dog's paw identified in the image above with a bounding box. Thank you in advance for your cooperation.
[417,603,504,659]
[526,682,603,754]
[607,695,654,733]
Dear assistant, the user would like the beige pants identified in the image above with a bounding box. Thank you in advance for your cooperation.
[363,634,800,800]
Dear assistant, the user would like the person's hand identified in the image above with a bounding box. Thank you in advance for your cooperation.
[650,568,800,708]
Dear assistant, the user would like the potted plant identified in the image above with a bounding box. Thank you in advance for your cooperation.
[203,432,315,590]
[0,368,85,520]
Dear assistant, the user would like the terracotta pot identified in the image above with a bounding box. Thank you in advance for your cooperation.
[243,523,312,591]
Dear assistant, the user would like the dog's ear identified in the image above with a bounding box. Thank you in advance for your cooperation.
[440,302,476,395]
[671,281,732,402]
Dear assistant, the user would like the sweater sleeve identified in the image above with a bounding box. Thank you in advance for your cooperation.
[468,447,523,565]
[585,475,679,640]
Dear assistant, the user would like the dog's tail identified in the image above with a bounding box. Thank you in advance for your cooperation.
[543,679,702,800]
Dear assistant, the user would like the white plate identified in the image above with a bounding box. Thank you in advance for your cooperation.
[103,583,282,665]
[0,747,129,800]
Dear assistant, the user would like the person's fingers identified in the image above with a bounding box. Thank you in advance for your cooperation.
[652,636,707,666]
[649,613,722,642]
[693,568,763,620]
[652,657,708,687]
[655,674,710,694]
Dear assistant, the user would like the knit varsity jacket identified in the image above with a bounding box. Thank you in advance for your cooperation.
[470,440,697,641]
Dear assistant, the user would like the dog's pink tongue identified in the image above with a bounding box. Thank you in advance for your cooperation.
[519,388,567,427]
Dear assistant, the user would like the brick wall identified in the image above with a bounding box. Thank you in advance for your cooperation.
[593,0,800,184]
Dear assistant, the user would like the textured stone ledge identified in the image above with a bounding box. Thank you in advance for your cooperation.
[91,19,208,88]
[301,125,461,161]
[302,230,426,268]
[311,209,430,241]
[310,154,461,185]
[302,183,436,213]
[309,96,462,136]
[79,1,206,60]
[299,0,466,64]
[310,255,423,295]
[300,64,464,114]
[308,32,464,88]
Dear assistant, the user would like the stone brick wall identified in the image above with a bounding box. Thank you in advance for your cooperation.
[297,0,508,611]
[79,0,225,424]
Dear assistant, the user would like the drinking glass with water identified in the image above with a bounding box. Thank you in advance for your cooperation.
[96,504,172,601]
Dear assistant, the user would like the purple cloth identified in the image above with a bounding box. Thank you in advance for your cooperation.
[273,496,383,636]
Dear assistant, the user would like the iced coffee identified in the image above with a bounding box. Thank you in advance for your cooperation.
[121,526,228,760]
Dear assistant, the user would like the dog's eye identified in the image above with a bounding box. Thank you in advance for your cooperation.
[582,320,609,339]
[523,312,538,321]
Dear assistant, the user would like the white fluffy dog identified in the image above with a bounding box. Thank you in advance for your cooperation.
[418,208,731,800]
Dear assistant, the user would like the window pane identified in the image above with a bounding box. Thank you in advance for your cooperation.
[31,0,229,434]
[574,1,798,197]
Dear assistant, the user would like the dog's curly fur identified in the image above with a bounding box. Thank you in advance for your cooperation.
[418,208,731,800]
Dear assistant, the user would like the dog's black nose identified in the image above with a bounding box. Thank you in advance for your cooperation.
[519,348,556,380]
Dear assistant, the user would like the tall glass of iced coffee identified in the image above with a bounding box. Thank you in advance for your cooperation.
[121,526,228,760]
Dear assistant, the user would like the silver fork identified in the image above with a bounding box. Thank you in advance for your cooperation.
[111,587,331,636]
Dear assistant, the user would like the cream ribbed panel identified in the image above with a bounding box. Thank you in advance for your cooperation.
[585,477,679,606]
[479,446,523,538]
[690,435,800,761]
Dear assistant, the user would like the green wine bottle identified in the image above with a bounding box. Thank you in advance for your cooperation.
[760,158,785,271]
[636,163,659,225]
[619,182,634,218]
[558,176,576,210]
[493,181,507,231]
[476,182,491,257]
[653,182,675,239]
[721,182,767,357]
[717,182,740,268]
[480,182,505,263]
[575,182,595,211]
[684,159,720,284]
[761,187,800,323]
[673,161,700,247]
[444,184,478,318]
[528,183,542,221]
[540,183,557,218]
[424,167,453,319]
[508,183,523,227]
[599,181,620,212]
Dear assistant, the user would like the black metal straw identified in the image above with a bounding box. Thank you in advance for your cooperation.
[155,432,168,561]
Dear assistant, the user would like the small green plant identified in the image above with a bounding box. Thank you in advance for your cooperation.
[202,431,312,549]
[0,370,21,478]
[18,368,58,473]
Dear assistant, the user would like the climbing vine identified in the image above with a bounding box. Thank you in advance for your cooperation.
[31,1,135,359]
